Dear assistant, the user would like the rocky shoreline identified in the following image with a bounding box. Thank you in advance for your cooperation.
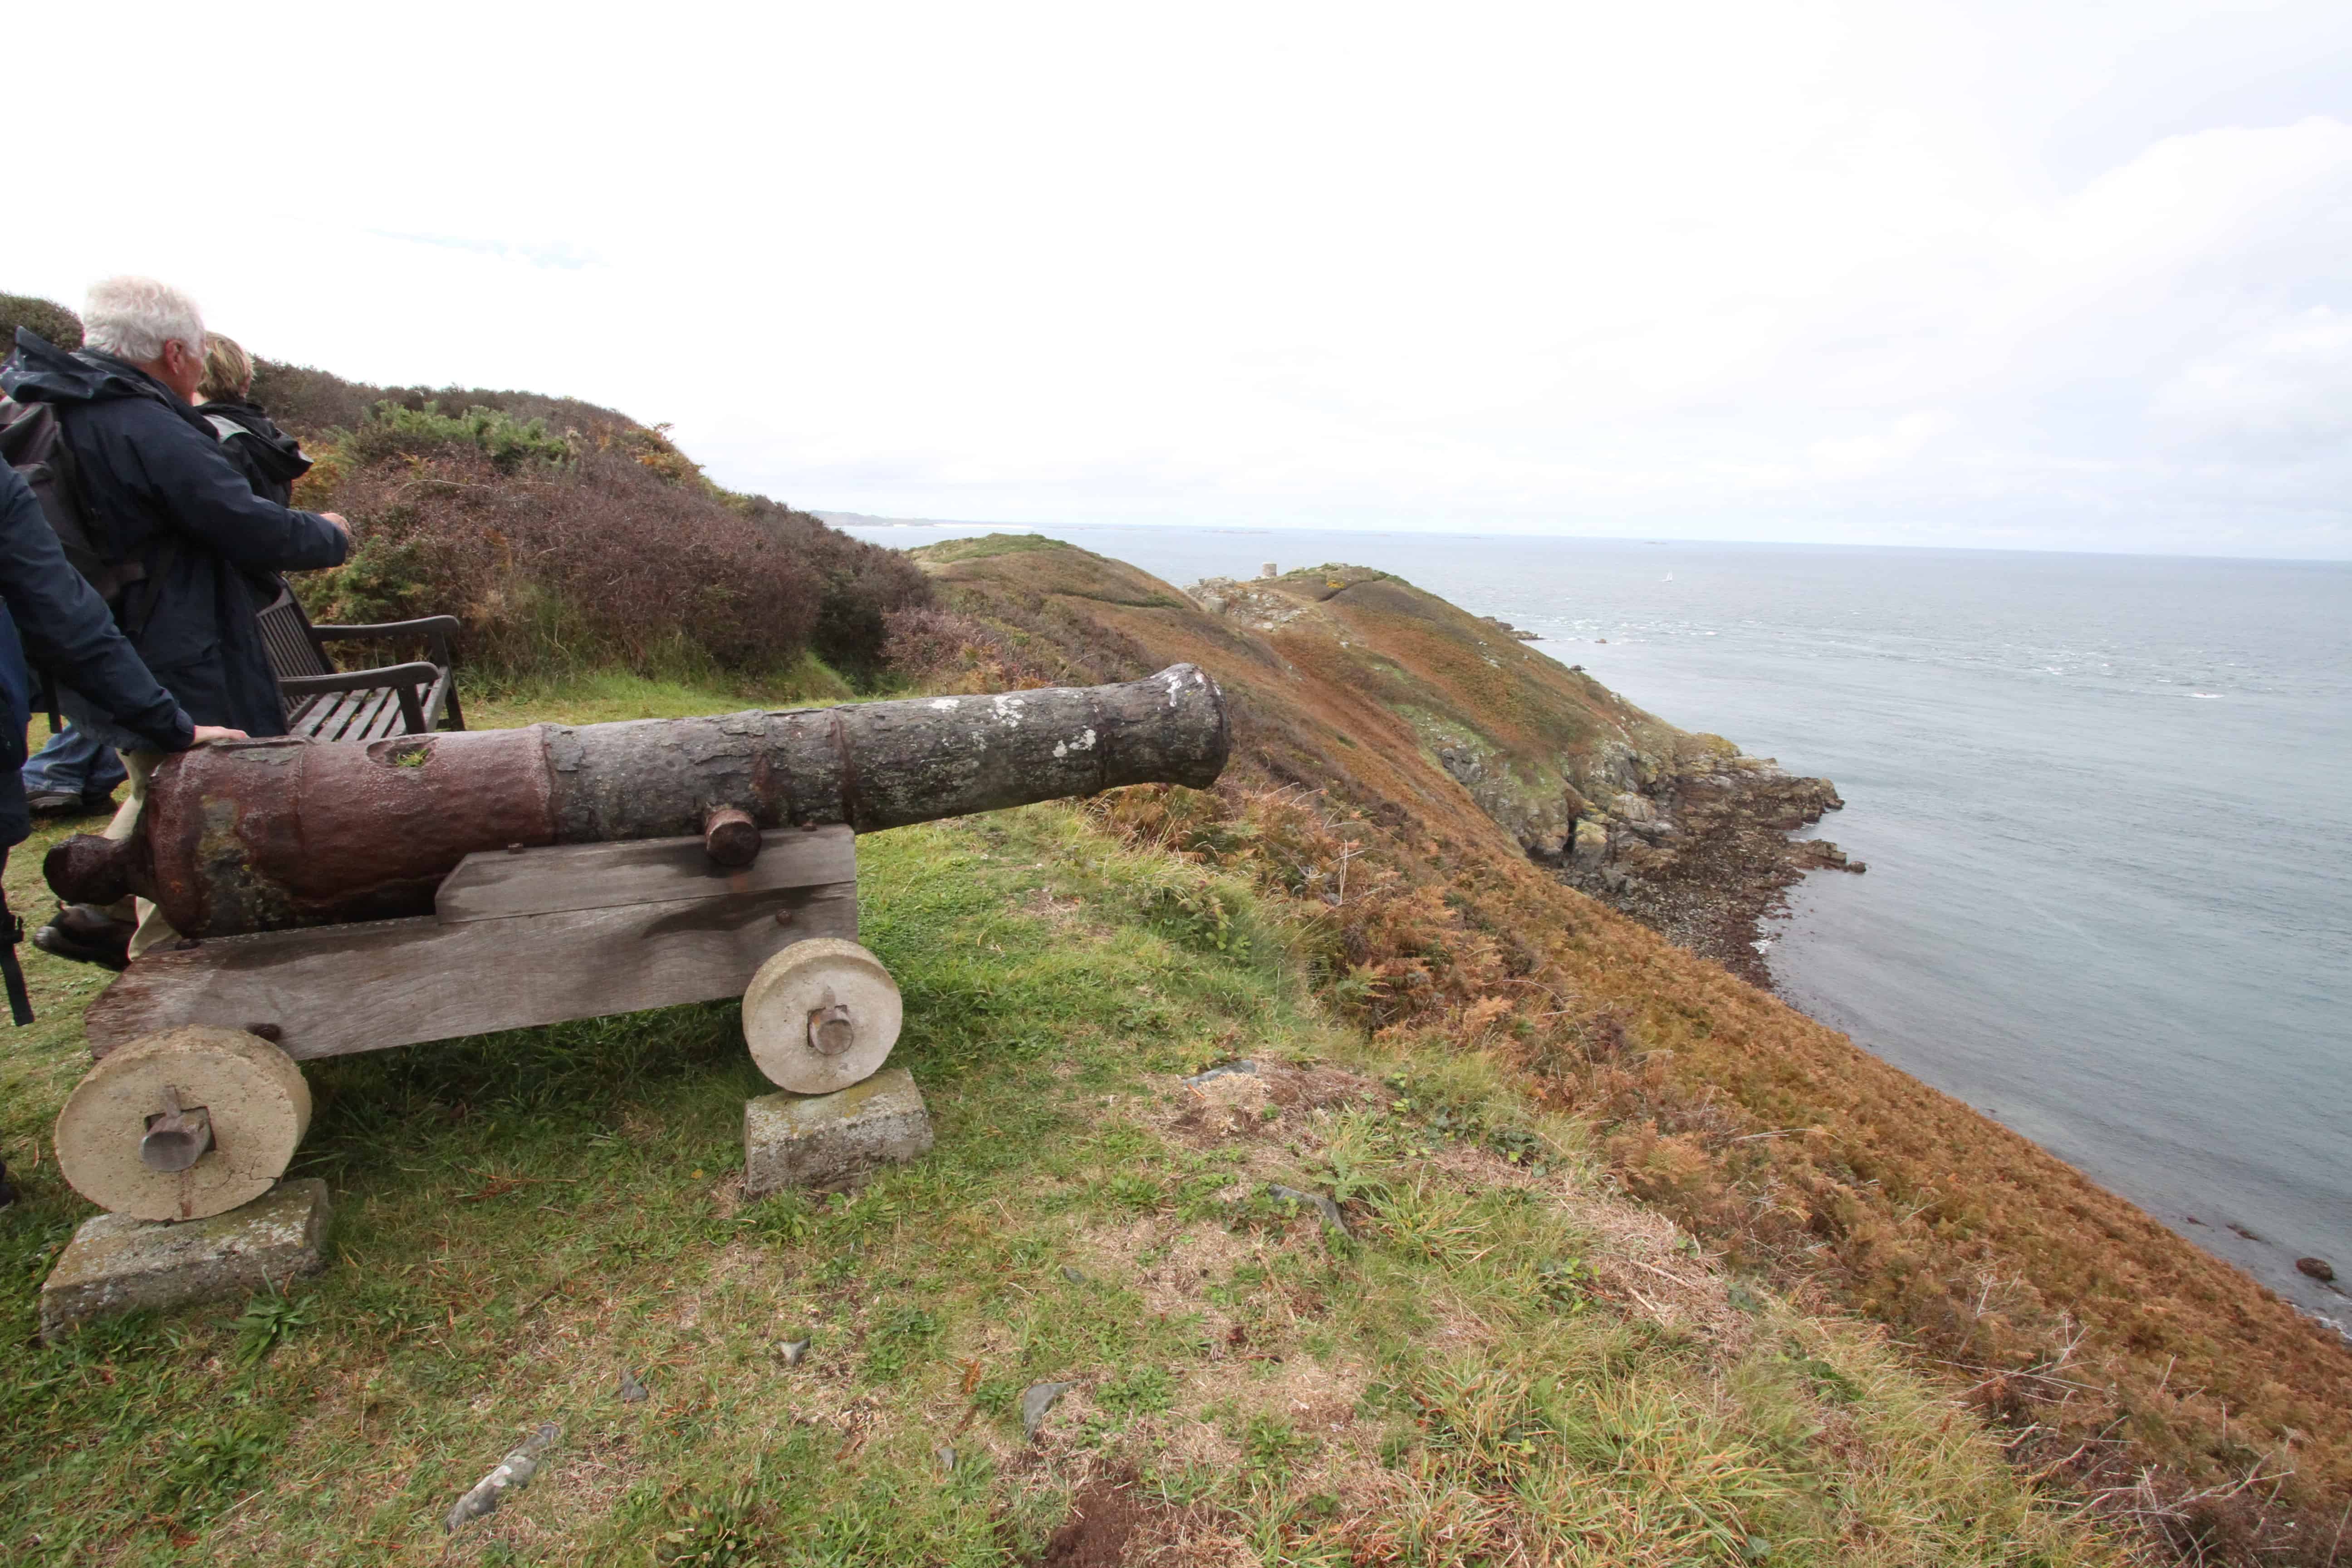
[1551,755,1852,987]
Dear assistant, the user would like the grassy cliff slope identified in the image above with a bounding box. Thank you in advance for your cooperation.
[2,680,2121,1567]
[904,535,2352,1563]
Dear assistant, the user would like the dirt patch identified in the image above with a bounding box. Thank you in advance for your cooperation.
[1161,1061,1379,1147]
[1039,1472,1176,1566]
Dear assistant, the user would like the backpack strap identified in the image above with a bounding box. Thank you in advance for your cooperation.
[206,413,250,443]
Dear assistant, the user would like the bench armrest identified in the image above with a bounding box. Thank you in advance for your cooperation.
[309,615,460,643]
[278,662,444,697]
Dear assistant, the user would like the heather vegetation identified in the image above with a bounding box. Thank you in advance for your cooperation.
[0,292,83,352]
[9,295,932,689]
[258,361,932,690]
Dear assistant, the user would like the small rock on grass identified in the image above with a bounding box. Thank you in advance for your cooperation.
[1061,1265,1087,1285]
[1022,1381,1074,1440]
[779,1339,810,1367]
[617,1370,648,1404]
[1267,1183,1352,1240]
[445,1423,560,1534]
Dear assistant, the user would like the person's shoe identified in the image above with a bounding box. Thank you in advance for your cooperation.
[31,904,136,970]
[25,789,93,817]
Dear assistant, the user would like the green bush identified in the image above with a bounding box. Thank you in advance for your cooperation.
[345,400,571,471]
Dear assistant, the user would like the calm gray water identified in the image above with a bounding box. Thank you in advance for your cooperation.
[845,522,2352,1321]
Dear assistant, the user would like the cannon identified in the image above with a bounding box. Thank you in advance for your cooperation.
[47,666,1228,1221]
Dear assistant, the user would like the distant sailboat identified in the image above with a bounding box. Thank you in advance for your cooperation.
[1663,571,1674,583]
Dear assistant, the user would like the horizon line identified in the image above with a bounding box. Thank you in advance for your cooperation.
[813,513,2352,568]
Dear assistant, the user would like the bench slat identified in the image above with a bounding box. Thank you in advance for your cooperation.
[322,689,372,742]
[333,686,395,742]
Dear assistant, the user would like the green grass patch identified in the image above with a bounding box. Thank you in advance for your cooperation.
[907,533,1072,565]
[0,680,2124,1566]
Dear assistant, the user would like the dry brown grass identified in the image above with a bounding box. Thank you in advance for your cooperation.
[910,535,2352,1564]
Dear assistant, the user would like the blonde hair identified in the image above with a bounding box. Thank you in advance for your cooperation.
[82,275,205,363]
[198,333,254,403]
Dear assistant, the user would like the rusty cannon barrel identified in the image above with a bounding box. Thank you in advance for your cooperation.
[50,664,1228,939]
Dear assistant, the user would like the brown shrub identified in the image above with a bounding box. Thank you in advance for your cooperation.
[248,357,634,441]
[309,437,822,679]
[278,389,933,685]
[0,293,82,352]
[881,606,1058,691]
[743,499,934,678]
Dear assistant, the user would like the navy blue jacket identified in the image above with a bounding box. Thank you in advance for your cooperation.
[1,332,348,740]
[0,467,194,847]
[195,399,312,509]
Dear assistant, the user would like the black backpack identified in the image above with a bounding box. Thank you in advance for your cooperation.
[0,395,148,728]
[0,396,144,603]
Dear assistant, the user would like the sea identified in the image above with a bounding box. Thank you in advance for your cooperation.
[839,521,2352,1323]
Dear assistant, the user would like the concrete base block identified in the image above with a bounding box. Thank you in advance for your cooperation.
[39,1177,331,1341]
[745,1067,934,1197]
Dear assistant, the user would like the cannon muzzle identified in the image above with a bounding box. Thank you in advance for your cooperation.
[52,665,1229,939]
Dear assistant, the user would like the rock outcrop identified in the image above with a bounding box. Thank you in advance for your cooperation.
[1187,566,1851,983]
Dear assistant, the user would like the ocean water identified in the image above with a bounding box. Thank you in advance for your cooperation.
[843,522,2352,1319]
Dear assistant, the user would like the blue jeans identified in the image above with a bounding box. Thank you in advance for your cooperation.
[20,725,127,803]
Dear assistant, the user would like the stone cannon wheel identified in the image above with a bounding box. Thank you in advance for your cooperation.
[55,1026,311,1222]
[742,938,902,1094]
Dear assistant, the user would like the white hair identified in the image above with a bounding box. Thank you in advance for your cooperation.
[80,275,206,364]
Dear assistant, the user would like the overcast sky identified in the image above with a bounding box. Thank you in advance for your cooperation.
[15,2,2352,557]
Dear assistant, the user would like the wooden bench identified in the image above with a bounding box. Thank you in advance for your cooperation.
[256,584,466,741]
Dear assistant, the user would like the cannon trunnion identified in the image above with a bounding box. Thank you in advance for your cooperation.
[50,666,1230,1221]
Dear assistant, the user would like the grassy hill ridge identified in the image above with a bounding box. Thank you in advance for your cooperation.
[905,534,2352,1563]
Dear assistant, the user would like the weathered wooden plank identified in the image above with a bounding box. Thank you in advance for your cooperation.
[84,880,858,1061]
[434,826,855,923]
[294,688,357,741]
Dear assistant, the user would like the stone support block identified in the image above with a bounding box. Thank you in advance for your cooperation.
[39,1177,331,1341]
[744,1068,933,1196]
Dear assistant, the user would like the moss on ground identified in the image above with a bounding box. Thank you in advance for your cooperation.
[0,682,2121,1565]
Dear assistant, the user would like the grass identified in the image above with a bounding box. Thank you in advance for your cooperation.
[920,538,2352,1561]
[0,677,2124,1565]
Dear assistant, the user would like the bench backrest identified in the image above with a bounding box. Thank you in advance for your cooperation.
[256,585,332,680]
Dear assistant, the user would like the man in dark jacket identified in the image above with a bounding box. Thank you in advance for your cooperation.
[0,469,220,847]
[0,463,241,1202]
[0,277,349,742]
[2,278,348,965]
[16,329,316,813]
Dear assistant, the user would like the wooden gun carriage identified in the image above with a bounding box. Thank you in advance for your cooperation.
[45,666,1228,1223]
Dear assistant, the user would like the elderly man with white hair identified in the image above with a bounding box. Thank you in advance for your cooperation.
[1,277,352,965]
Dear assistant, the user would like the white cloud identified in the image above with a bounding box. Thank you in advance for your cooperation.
[2155,307,2352,454]
[10,0,2352,556]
